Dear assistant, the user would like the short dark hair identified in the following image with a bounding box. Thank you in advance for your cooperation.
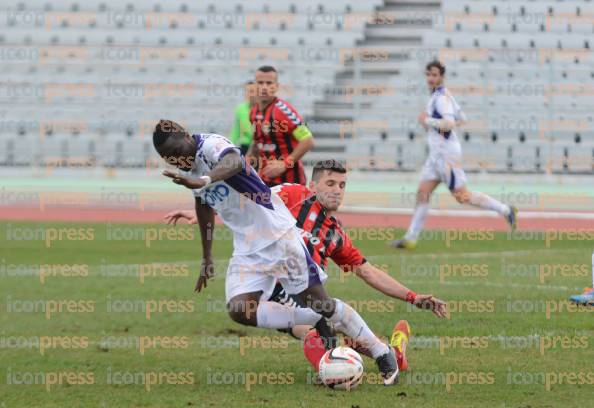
[245,80,254,85]
[426,60,446,75]
[311,160,347,181]
[257,65,277,74]
[153,119,187,149]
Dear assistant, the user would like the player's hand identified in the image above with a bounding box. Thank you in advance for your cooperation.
[418,111,428,124]
[261,160,286,179]
[195,256,214,293]
[164,210,197,225]
[163,170,207,189]
[413,294,447,318]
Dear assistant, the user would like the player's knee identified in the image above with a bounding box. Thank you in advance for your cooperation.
[416,190,430,203]
[227,299,257,326]
[453,190,468,204]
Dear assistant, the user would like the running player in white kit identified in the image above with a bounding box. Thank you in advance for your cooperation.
[391,61,518,249]
[152,120,400,384]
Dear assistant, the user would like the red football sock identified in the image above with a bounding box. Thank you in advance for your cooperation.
[303,330,326,371]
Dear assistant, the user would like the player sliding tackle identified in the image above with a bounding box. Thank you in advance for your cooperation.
[153,120,405,385]
[391,60,518,250]
[165,160,447,374]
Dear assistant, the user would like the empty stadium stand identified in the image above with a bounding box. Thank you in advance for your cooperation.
[0,0,592,174]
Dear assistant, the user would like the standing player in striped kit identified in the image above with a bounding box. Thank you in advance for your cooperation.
[248,65,315,186]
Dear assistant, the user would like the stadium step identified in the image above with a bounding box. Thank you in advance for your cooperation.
[311,0,442,139]
[382,0,441,13]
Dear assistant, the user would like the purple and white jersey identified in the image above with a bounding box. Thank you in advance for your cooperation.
[185,133,295,255]
[425,86,466,153]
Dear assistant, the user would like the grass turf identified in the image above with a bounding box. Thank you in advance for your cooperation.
[0,221,593,407]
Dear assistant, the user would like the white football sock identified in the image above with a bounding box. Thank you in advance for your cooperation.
[328,299,389,358]
[255,301,321,329]
[404,203,429,241]
[468,192,510,216]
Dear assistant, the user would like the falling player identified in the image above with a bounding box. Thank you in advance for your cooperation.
[391,61,518,249]
[153,120,402,385]
[165,160,447,373]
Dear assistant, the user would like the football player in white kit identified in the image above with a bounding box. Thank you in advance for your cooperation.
[152,120,400,385]
[391,61,518,249]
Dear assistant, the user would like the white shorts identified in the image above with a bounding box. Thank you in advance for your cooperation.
[225,227,325,303]
[420,150,467,191]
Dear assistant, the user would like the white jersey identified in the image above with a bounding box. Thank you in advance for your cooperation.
[184,133,295,255]
[425,86,466,154]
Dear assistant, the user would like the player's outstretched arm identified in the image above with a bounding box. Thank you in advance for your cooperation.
[194,198,215,293]
[164,209,197,225]
[353,262,447,318]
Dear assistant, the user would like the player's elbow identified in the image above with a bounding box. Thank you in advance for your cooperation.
[302,135,314,151]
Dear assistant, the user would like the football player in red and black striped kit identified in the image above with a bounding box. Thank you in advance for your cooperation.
[268,160,446,373]
[247,65,315,187]
[164,160,446,374]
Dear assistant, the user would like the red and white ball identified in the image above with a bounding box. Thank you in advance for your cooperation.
[318,346,364,390]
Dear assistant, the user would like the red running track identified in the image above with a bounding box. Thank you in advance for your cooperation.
[0,206,592,231]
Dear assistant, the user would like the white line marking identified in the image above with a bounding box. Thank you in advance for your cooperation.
[341,206,594,220]
[367,248,585,260]
[400,280,582,291]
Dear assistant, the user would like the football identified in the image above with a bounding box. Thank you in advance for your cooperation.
[318,347,364,391]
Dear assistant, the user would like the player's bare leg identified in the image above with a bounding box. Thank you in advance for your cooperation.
[451,186,517,230]
[391,179,440,249]
[227,291,324,329]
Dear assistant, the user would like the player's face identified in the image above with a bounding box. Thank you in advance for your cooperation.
[255,71,278,103]
[425,67,443,90]
[159,133,196,171]
[312,171,347,212]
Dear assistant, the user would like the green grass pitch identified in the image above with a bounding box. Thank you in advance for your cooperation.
[1,221,593,407]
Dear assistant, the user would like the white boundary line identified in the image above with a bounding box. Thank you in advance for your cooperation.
[340,206,594,219]
[400,280,582,292]
[367,248,585,260]
[5,334,587,349]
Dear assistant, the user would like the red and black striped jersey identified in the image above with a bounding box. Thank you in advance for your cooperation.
[273,183,366,271]
[250,97,307,186]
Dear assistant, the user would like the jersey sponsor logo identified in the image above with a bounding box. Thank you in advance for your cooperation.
[201,184,230,207]
[257,142,277,152]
